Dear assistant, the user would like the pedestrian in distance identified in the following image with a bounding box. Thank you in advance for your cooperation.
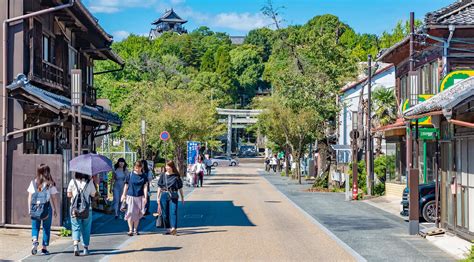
[67,172,98,256]
[111,158,129,219]
[204,155,212,176]
[141,159,153,216]
[121,161,149,236]
[192,156,206,187]
[156,160,184,235]
[27,164,58,256]
[264,157,270,172]
[270,154,278,172]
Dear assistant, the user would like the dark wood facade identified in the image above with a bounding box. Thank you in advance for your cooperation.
[0,0,123,226]
[379,0,474,240]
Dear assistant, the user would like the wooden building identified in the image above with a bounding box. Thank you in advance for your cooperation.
[379,0,474,240]
[149,8,187,40]
[0,0,123,226]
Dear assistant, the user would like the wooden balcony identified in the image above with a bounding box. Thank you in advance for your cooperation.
[29,60,69,92]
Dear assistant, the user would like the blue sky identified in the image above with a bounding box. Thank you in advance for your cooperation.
[83,0,454,41]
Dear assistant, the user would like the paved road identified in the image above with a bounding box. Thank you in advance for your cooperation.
[106,162,358,261]
[262,169,456,262]
[21,161,453,262]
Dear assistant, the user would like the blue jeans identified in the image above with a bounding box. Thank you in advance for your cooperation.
[31,208,52,246]
[71,210,92,246]
[160,193,178,229]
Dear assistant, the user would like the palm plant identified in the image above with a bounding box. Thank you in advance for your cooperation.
[372,87,397,156]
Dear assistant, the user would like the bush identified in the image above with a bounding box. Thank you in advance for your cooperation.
[374,155,396,183]
[373,182,385,196]
[59,228,72,237]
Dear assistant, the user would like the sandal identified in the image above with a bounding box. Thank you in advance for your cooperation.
[127,231,133,236]
[170,228,177,235]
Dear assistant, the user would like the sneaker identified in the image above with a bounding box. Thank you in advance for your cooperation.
[31,241,39,255]
[83,247,90,256]
[73,244,80,256]
[40,249,50,255]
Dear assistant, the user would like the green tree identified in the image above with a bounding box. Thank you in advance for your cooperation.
[245,28,274,62]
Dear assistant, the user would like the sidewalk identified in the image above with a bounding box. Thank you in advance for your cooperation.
[0,177,194,262]
[364,195,472,260]
[260,170,457,262]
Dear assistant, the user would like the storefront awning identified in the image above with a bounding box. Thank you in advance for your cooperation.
[372,118,406,133]
[403,76,474,119]
[7,75,121,126]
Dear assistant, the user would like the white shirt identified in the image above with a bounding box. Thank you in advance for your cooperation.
[193,163,206,173]
[27,180,58,201]
[67,178,97,203]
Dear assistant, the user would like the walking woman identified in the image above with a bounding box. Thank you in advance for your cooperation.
[111,158,129,219]
[27,164,58,256]
[192,156,206,187]
[67,172,97,256]
[157,161,184,235]
[121,161,148,236]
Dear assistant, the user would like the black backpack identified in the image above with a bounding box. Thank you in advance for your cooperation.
[70,179,91,219]
[30,181,50,220]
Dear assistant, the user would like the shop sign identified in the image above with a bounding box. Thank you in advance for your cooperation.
[414,127,440,140]
[402,95,434,125]
[439,70,474,92]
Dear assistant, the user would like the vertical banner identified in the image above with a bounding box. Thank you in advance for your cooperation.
[187,141,201,165]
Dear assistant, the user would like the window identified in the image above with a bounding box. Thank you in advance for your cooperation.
[421,64,430,94]
[68,46,77,73]
[42,35,50,62]
[400,75,408,102]
[431,61,439,94]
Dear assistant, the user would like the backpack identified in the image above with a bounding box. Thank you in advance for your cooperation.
[30,181,51,220]
[70,179,91,219]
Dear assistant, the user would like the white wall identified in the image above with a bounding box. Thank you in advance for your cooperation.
[338,66,395,149]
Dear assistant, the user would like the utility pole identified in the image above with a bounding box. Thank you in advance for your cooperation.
[366,54,374,196]
[141,119,146,160]
[407,11,420,235]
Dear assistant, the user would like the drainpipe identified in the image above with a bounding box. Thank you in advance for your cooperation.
[443,25,455,77]
[1,0,75,226]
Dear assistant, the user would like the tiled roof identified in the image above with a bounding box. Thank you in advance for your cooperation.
[403,76,474,118]
[153,9,187,25]
[425,0,474,25]
[7,75,122,126]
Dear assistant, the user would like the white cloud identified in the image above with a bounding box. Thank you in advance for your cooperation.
[89,0,158,14]
[113,30,131,41]
[175,7,272,32]
[213,12,271,31]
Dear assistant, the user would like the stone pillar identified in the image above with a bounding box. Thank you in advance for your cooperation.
[227,116,232,156]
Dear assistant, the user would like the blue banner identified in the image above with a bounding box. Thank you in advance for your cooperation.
[187,141,200,165]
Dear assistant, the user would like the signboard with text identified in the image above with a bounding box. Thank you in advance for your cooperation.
[187,141,201,165]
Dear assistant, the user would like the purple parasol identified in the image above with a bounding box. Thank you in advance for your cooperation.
[69,153,113,176]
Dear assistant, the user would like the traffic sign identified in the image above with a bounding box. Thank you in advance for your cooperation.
[160,131,170,141]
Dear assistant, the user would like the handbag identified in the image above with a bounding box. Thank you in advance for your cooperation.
[155,213,165,228]
[120,200,127,212]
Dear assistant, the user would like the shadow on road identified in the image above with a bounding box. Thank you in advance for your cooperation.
[177,227,228,236]
[206,182,253,186]
[181,201,255,227]
[70,246,183,256]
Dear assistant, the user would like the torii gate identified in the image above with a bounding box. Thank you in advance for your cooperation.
[217,108,262,156]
